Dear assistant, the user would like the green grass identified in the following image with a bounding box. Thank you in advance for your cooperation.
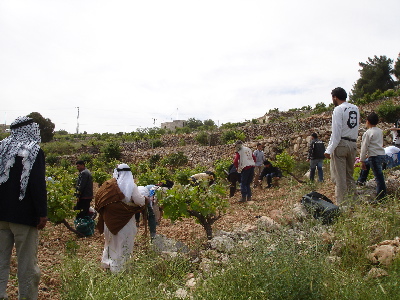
[60,184,400,300]
[60,248,193,300]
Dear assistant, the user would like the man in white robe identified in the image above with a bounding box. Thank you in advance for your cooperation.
[96,164,146,273]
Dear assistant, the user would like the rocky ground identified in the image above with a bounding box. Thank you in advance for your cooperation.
[4,175,337,300]
[5,170,400,299]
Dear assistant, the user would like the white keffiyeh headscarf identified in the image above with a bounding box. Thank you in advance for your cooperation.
[0,116,41,200]
[112,163,134,202]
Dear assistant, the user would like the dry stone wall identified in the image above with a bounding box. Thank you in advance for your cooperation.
[121,111,396,167]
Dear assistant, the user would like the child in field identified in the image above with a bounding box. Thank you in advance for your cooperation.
[360,112,386,201]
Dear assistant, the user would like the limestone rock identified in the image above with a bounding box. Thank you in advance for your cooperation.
[368,237,400,266]
[366,267,388,279]
[256,216,281,231]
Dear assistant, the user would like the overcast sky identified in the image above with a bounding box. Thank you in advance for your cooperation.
[1,0,399,134]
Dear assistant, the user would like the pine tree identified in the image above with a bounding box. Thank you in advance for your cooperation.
[350,55,395,102]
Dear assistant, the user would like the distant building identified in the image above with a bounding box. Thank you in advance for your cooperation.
[0,124,10,132]
[256,115,269,124]
[161,120,186,131]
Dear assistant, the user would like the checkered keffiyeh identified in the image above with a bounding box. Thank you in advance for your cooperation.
[0,116,41,200]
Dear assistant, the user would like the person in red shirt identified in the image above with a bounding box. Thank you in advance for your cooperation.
[233,141,256,202]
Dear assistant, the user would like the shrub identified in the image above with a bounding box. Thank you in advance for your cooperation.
[149,139,163,148]
[195,131,209,146]
[275,151,295,176]
[101,141,122,161]
[175,127,191,134]
[46,153,59,165]
[78,153,93,164]
[220,121,246,130]
[41,141,79,155]
[46,166,77,223]
[89,157,120,174]
[376,100,400,123]
[312,102,332,114]
[92,170,111,186]
[221,130,246,144]
[382,89,398,98]
[160,152,188,169]
[173,166,204,185]
[213,158,232,183]
[148,154,161,169]
[56,129,69,135]
[173,168,194,185]
[136,166,171,186]
[159,182,228,239]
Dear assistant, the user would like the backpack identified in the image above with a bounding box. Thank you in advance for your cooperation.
[301,192,340,225]
[312,140,326,159]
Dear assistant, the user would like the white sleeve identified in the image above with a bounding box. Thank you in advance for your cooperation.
[360,131,369,161]
[131,183,146,206]
[325,107,343,154]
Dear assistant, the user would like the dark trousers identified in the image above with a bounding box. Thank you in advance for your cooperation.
[228,173,241,197]
[147,205,157,238]
[135,205,157,238]
[310,159,324,182]
[265,173,280,187]
[75,198,91,219]
[357,159,370,183]
[240,167,254,198]
[369,155,387,200]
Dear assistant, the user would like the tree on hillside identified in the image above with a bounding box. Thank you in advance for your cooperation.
[186,118,203,129]
[203,119,216,128]
[27,112,55,143]
[350,55,395,102]
[394,53,400,83]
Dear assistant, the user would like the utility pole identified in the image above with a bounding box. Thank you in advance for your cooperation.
[75,107,80,134]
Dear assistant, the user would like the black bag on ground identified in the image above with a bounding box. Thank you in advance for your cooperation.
[301,192,340,224]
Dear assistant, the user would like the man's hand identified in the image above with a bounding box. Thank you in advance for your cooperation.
[324,153,331,159]
[37,217,48,230]
[361,161,367,170]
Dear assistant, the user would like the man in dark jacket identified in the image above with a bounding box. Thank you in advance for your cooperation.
[258,160,282,188]
[74,160,93,219]
[307,133,326,182]
[0,116,47,300]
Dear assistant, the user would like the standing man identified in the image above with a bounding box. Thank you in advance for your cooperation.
[96,163,146,273]
[324,87,360,204]
[0,116,47,300]
[74,160,93,219]
[307,133,325,182]
[234,141,256,202]
[253,143,265,188]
